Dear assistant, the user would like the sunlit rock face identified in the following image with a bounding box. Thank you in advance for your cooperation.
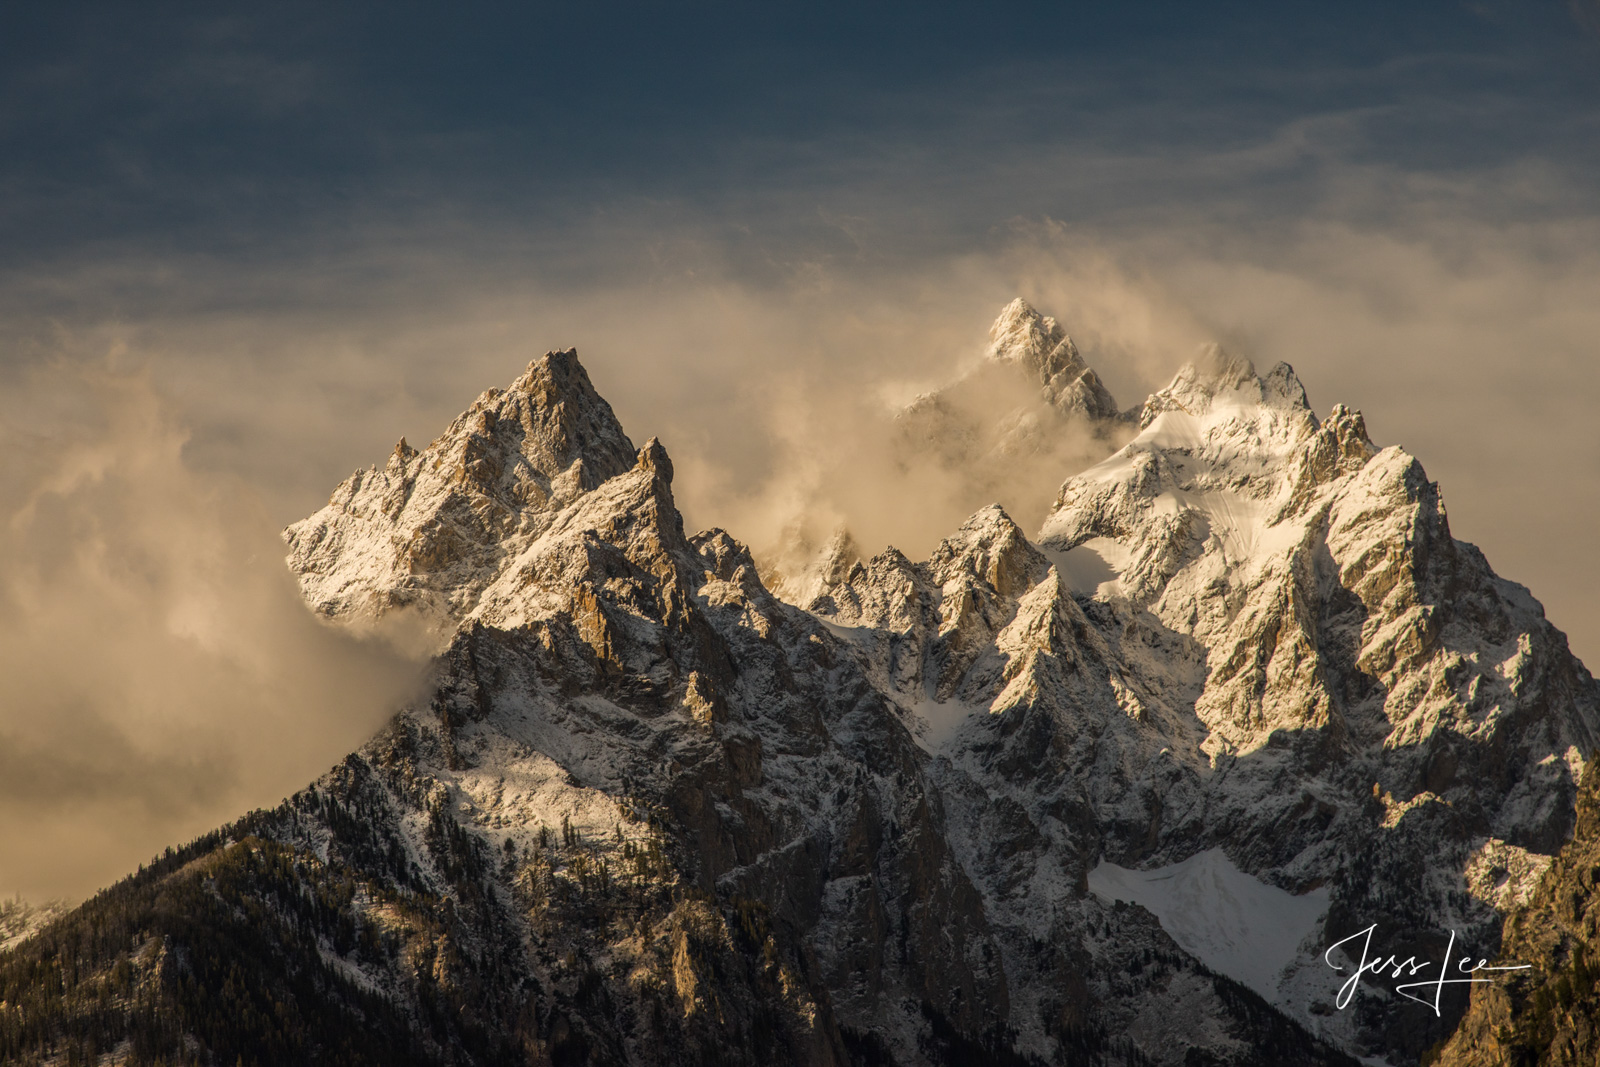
[4,305,1595,1067]
[284,350,641,629]
[1436,757,1600,1067]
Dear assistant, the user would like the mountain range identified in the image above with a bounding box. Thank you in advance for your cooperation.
[2,300,1596,1067]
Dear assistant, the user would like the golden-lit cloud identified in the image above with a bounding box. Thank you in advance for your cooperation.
[0,363,427,900]
[2,198,1598,901]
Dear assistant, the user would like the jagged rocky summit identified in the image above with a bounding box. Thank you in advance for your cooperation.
[903,296,1125,432]
[1,304,1595,1067]
[285,352,644,632]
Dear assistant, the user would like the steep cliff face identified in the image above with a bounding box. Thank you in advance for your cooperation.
[1434,758,1600,1066]
[2,304,1593,1067]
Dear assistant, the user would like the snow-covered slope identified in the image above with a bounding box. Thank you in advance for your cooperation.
[1088,849,1329,1007]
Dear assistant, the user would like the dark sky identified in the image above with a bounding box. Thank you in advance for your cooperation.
[2,2,1599,899]
[3,1,1596,284]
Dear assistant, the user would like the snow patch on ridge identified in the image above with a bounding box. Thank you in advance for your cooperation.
[1087,849,1329,1006]
[1041,541,1121,596]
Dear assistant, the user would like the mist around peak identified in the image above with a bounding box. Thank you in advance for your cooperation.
[3,213,1599,903]
[760,297,1137,604]
[0,365,430,901]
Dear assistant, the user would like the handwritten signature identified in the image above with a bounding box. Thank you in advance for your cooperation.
[1324,925,1531,1017]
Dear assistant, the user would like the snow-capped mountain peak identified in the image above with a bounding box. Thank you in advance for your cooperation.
[278,330,1595,1065]
[284,348,639,629]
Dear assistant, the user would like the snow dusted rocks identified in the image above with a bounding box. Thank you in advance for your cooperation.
[285,350,641,630]
[802,337,1598,1062]
[270,349,1032,1064]
[265,341,1368,1064]
[277,327,1595,1064]
[1029,347,1597,1059]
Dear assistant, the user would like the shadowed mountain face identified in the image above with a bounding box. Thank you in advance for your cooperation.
[1,305,1595,1066]
[1434,753,1600,1066]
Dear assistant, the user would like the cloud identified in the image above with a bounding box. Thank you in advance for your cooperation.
[0,362,427,900]
[7,194,1598,632]
[1,7,1599,902]
[2,197,1599,901]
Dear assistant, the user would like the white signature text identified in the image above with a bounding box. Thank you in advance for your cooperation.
[1324,925,1531,1017]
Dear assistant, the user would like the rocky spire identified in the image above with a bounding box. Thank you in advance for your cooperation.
[983,298,1121,421]
[282,348,642,628]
